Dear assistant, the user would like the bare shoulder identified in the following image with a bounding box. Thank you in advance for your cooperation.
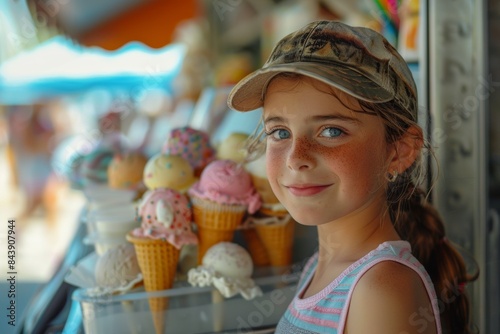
[345,261,438,334]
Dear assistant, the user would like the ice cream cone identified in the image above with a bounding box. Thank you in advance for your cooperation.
[242,226,270,266]
[212,289,225,332]
[126,233,180,334]
[188,242,263,332]
[254,216,295,267]
[250,174,279,204]
[259,205,289,217]
[191,197,246,264]
[250,175,288,216]
[149,297,168,334]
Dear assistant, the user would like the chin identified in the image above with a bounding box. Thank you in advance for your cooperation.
[287,208,326,226]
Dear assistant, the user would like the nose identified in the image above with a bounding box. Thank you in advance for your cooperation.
[287,136,316,171]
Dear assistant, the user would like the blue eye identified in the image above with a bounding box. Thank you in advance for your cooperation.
[274,129,290,140]
[321,127,343,138]
[266,129,290,140]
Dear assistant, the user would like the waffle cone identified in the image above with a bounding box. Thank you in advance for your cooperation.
[250,174,280,204]
[191,197,246,264]
[126,233,180,334]
[255,219,295,267]
[196,226,236,264]
[149,297,168,334]
[259,206,289,217]
[242,227,270,266]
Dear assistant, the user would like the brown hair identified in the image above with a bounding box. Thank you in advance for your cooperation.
[365,99,479,334]
[246,73,479,334]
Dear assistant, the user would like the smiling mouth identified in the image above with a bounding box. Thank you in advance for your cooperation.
[285,184,332,196]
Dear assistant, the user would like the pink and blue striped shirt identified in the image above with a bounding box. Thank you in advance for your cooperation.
[276,240,442,333]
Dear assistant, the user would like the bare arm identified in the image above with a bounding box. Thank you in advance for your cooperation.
[345,261,438,334]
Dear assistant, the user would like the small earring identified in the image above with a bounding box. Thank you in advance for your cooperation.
[387,170,398,183]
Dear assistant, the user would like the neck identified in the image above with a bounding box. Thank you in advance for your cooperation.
[315,196,400,265]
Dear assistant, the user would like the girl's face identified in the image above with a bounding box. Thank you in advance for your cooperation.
[263,77,393,226]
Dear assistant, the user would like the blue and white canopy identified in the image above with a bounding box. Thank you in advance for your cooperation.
[0,36,185,104]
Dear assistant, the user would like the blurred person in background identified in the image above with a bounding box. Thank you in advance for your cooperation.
[0,107,8,154]
[6,102,63,228]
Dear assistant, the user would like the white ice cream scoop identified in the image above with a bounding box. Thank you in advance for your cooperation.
[188,242,262,300]
[95,243,142,291]
[202,242,253,278]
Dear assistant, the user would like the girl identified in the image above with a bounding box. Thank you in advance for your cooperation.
[228,21,477,334]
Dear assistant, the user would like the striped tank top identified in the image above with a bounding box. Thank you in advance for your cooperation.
[275,240,442,333]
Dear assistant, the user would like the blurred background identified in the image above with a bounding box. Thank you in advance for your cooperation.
[0,0,498,333]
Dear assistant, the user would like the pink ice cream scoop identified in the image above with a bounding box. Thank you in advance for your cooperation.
[188,160,261,214]
[131,188,198,249]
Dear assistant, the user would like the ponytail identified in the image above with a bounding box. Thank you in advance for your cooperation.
[356,96,479,334]
[388,180,479,334]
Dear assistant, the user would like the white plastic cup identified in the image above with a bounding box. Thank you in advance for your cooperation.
[88,204,138,239]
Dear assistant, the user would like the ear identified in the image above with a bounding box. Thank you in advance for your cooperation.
[387,125,423,174]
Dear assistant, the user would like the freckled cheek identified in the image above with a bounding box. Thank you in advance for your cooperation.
[323,143,384,190]
[266,145,286,191]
